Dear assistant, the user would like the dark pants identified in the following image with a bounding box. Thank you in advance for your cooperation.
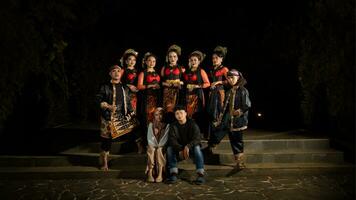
[209,129,244,155]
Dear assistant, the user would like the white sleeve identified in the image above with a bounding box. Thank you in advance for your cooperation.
[158,124,169,147]
[147,123,157,147]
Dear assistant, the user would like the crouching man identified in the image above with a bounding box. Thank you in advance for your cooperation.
[166,105,205,185]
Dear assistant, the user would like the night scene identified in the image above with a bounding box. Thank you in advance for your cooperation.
[0,0,354,199]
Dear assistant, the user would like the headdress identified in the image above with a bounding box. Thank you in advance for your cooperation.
[167,44,181,56]
[213,46,228,58]
[120,49,138,66]
[189,50,206,62]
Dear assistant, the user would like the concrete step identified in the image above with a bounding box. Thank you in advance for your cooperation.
[0,163,354,180]
[61,138,332,154]
[0,147,345,168]
[209,149,344,164]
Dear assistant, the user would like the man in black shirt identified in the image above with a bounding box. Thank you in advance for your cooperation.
[166,105,205,185]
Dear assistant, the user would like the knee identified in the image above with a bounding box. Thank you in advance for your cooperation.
[193,145,202,153]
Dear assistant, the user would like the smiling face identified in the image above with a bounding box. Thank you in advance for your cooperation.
[145,56,156,68]
[126,55,137,68]
[168,51,178,65]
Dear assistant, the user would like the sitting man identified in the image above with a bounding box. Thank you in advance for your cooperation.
[166,105,205,185]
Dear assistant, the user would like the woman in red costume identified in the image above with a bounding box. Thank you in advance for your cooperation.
[161,44,185,114]
[121,49,139,113]
[183,50,210,128]
[207,46,229,136]
[137,52,161,128]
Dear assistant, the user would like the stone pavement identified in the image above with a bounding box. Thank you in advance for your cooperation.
[0,169,354,200]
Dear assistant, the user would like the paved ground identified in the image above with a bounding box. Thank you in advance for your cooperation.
[0,170,354,200]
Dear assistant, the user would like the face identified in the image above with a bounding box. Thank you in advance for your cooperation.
[175,110,187,122]
[154,110,163,122]
[212,54,223,66]
[126,55,136,67]
[168,51,178,65]
[189,56,200,68]
[110,68,122,80]
[145,56,156,68]
[227,75,239,86]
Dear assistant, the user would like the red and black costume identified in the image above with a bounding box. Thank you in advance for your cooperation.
[183,68,210,118]
[161,65,185,112]
[137,70,161,126]
[207,65,229,126]
[123,68,138,112]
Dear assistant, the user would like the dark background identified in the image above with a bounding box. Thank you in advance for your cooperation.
[0,0,354,159]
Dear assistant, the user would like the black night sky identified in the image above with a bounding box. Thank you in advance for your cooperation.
[0,0,354,155]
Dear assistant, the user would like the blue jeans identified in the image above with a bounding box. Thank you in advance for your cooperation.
[167,145,205,175]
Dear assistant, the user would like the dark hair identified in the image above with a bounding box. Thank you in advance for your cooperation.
[174,105,186,112]
[213,46,227,59]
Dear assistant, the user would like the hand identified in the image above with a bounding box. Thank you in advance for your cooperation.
[128,85,138,92]
[153,84,160,89]
[107,105,117,112]
[211,81,221,88]
[232,109,243,117]
[183,146,189,159]
[179,146,189,160]
[173,82,180,88]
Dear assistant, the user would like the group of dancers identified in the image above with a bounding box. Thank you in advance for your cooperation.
[96,44,251,184]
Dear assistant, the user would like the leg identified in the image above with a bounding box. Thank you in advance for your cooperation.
[228,130,245,169]
[166,146,178,183]
[99,137,111,171]
[146,145,155,182]
[192,145,205,185]
[207,127,228,154]
[155,147,166,182]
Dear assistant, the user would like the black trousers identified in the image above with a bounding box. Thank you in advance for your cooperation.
[209,128,244,155]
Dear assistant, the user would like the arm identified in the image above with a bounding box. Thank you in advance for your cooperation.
[240,88,251,113]
[168,125,183,152]
[200,69,210,88]
[158,124,169,147]
[96,85,111,110]
[137,72,146,90]
[160,66,165,77]
[233,88,251,116]
[186,121,201,149]
[147,123,157,147]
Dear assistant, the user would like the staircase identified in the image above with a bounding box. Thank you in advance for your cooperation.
[0,128,353,179]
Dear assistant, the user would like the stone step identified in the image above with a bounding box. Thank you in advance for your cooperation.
[0,148,345,167]
[0,163,354,180]
[61,138,332,154]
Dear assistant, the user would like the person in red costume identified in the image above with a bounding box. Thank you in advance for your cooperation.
[161,44,185,115]
[137,52,162,135]
[207,46,230,139]
[183,50,210,132]
[121,49,139,113]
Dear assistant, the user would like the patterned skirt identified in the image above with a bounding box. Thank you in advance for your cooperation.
[146,93,158,123]
[163,87,178,113]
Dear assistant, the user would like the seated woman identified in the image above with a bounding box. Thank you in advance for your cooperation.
[146,107,169,183]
